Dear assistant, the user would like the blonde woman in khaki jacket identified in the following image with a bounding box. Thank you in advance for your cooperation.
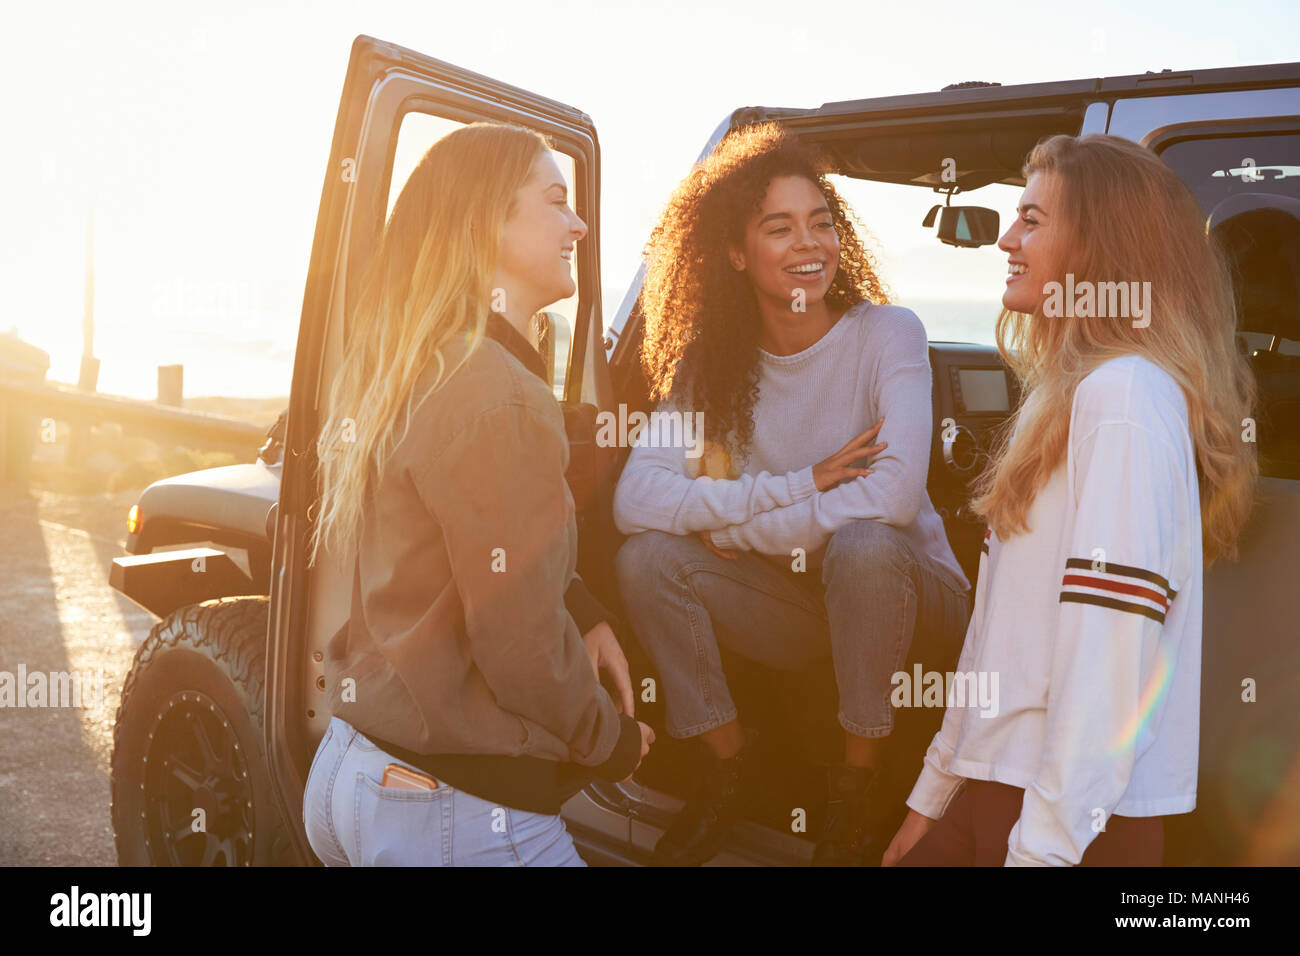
[301,123,653,866]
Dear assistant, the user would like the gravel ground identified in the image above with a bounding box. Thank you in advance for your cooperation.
[0,481,158,866]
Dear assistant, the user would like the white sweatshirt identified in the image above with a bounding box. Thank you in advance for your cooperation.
[905,354,1203,866]
[612,302,969,594]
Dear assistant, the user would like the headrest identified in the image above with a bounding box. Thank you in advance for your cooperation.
[1209,194,1300,342]
[1207,192,1300,232]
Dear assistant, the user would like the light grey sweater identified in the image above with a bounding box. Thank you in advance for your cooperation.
[612,301,970,592]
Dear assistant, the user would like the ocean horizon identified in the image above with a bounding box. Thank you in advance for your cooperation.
[29,289,1002,401]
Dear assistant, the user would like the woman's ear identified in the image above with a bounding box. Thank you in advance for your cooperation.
[727,245,746,272]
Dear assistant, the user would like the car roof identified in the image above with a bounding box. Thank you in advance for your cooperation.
[712,60,1300,191]
[735,60,1300,124]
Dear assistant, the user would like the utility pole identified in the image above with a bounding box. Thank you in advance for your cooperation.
[78,199,100,392]
[69,200,100,475]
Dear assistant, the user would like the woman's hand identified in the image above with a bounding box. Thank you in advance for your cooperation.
[583,623,655,782]
[582,621,636,716]
[881,808,938,866]
[813,417,887,492]
[698,529,738,560]
[691,419,887,562]
[622,721,656,782]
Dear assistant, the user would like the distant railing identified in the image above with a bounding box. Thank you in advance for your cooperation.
[0,377,267,484]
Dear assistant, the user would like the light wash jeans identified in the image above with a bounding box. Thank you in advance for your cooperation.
[615,518,971,740]
[301,716,585,866]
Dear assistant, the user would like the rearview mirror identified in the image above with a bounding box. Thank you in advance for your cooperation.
[922,205,1000,248]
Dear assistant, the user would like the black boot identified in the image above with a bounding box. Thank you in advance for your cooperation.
[651,733,759,867]
[812,763,896,866]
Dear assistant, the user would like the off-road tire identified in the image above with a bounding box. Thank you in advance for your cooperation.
[110,596,296,865]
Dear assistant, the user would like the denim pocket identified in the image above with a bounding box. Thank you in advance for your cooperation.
[353,773,449,866]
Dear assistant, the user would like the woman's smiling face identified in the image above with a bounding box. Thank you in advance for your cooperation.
[729,174,839,311]
[496,149,587,310]
[997,170,1068,315]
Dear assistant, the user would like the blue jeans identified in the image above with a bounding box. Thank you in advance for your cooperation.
[615,519,971,740]
[301,716,585,866]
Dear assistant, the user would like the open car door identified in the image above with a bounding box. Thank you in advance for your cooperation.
[265,36,618,863]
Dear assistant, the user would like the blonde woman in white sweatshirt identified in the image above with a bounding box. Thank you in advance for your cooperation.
[884,133,1257,867]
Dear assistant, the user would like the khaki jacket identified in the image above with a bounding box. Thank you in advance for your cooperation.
[324,315,634,776]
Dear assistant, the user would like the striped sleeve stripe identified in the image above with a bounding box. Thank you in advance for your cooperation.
[1059,558,1175,624]
[1061,574,1169,609]
[1063,557,1177,596]
[1059,591,1167,623]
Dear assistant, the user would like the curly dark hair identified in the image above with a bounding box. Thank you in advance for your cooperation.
[639,121,890,466]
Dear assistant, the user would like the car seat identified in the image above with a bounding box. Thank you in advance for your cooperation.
[1210,195,1300,479]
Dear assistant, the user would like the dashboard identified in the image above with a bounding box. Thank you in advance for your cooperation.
[926,342,1021,585]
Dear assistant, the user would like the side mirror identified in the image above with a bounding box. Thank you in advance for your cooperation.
[923,205,1000,248]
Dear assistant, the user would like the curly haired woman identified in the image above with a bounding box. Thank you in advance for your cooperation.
[612,122,971,866]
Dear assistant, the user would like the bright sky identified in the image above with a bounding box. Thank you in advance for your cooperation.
[2,0,1297,397]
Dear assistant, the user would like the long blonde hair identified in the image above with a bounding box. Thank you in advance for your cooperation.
[970,133,1258,565]
[308,122,550,567]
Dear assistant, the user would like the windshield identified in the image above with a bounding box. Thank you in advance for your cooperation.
[827,175,1023,347]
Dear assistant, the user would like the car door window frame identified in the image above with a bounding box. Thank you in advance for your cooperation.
[341,78,599,403]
